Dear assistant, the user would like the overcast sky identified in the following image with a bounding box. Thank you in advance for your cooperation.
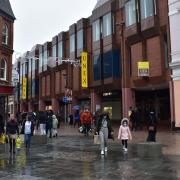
[10,0,97,61]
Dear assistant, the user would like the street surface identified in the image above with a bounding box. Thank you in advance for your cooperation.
[0,126,180,180]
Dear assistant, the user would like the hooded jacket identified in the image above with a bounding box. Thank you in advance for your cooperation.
[118,118,132,140]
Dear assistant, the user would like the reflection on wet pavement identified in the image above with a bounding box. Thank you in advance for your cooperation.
[0,132,180,179]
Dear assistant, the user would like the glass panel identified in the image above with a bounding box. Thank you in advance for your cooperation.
[1,59,5,68]
[103,13,112,37]
[77,29,83,49]
[140,0,154,19]
[93,55,101,81]
[52,45,56,62]
[2,25,8,44]
[93,19,100,42]
[39,52,43,73]
[58,41,63,64]
[43,50,48,71]
[103,51,112,78]
[29,59,31,73]
[125,0,136,27]
[70,34,75,53]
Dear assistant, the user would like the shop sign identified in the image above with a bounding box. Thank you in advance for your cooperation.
[22,77,27,99]
[81,52,88,88]
[138,61,149,77]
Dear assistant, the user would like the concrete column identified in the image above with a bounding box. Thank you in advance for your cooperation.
[39,100,45,111]
[122,88,135,118]
[52,98,59,114]
[91,90,101,113]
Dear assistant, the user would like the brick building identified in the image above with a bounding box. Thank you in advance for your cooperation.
[0,0,15,122]
[16,0,171,128]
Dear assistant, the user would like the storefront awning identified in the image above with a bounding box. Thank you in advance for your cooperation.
[0,85,14,95]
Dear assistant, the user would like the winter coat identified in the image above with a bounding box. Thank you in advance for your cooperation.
[52,115,58,129]
[39,112,46,124]
[80,111,92,124]
[118,118,132,140]
[6,119,19,135]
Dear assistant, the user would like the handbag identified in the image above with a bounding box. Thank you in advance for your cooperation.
[94,134,100,144]
[148,126,154,131]
[0,134,6,144]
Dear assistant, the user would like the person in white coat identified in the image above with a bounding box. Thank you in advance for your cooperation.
[118,118,132,152]
[52,115,58,137]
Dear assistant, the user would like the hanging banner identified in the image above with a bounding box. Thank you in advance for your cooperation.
[81,52,88,88]
[138,61,150,77]
[22,77,27,99]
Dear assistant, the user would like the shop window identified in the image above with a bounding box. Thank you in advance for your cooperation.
[125,0,136,27]
[0,59,7,80]
[2,24,8,45]
[70,34,75,53]
[103,106,112,119]
[140,0,155,20]
[93,55,101,81]
[77,29,83,49]
[93,19,100,42]
[103,13,112,37]
[58,41,63,64]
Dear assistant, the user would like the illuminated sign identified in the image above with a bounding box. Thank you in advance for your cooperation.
[81,52,88,88]
[138,61,150,77]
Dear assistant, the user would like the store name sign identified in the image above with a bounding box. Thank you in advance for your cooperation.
[81,52,88,88]
[138,61,149,77]
[22,77,27,99]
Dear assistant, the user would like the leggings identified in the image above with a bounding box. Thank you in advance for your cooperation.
[122,140,128,148]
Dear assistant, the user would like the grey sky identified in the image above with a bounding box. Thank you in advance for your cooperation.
[10,0,97,60]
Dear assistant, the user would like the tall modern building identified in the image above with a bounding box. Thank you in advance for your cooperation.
[0,0,15,121]
[169,0,180,128]
[16,0,172,129]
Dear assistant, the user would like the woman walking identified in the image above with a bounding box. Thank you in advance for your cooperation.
[52,115,58,137]
[97,112,113,155]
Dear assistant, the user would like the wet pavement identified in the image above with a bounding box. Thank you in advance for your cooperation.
[0,128,180,179]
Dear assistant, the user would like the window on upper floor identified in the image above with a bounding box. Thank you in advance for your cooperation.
[58,41,63,64]
[39,52,43,73]
[0,59,7,80]
[70,34,75,53]
[2,24,8,45]
[43,50,48,71]
[93,54,101,81]
[125,0,137,27]
[77,29,83,49]
[52,45,57,62]
[103,13,112,37]
[29,58,32,74]
[140,0,155,20]
[93,19,100,42]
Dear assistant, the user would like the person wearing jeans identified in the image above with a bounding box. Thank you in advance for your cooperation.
[97,112,113,155]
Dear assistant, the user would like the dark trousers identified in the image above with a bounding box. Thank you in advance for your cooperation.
[147,130,156,142]
[46,128,52,138]
[9,138,16,152]
[84,124,90,136]
[74,121,80,128]
[24,134,31,148]
[122,140,128,148]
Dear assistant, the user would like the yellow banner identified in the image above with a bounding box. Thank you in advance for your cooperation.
[138,61,150,77]
[138,61,149,69]
[22,77,27,99]
[81,52,88,88]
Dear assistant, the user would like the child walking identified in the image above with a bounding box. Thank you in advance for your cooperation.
[118,118,132,152]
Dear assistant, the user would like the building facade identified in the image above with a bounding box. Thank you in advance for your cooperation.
[0,0,15,121]
[16,0,172,128]
[169,0,180,128]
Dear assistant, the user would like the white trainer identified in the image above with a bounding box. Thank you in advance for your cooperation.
[122,146,125,150]
[124,148,128,152]
[104,147,108,152]
[101,150,104,155]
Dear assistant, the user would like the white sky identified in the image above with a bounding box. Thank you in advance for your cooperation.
[10,0,97,61]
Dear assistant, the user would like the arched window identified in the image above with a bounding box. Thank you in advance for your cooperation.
[2,24,8,45]
[0,59,7,80]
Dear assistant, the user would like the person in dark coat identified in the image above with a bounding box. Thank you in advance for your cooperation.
[96,112,113,155]
[46,110,53,138]
[146,109,157,142]
[0,114,4,136]
[38,111,47,135]
[6,117,19,153]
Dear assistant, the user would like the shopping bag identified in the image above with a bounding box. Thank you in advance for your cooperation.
[0,134,6,144]
[79,126,84,133]
[16,136,22,149]
[94,135,100,144]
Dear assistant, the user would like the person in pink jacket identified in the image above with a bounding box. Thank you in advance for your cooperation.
[118,118,132,152]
